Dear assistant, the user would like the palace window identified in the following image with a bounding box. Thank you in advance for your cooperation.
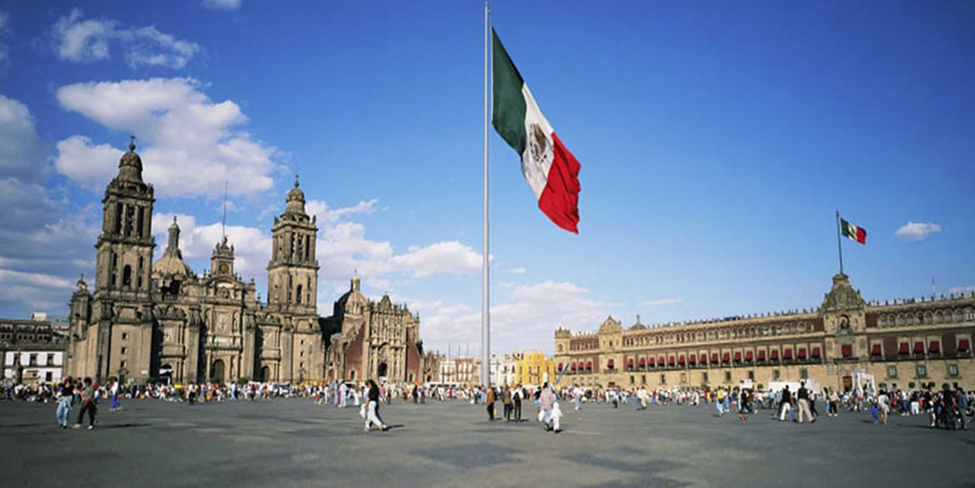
[800,368,808,380]
[120,360,126,369]
[948,364,959,377]
[641,375,646,385]
[748,370,755,381]
[702,372,708,383]
[660,374,666,385]
[29,354,37,366]
[887,366,897,378]
[121,347,127,355]
[773,369,781,381]
[724,371,731,382]
[46,356,54,367]
[915,364,928,378]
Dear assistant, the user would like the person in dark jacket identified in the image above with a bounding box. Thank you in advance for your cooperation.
[364,380,387,432]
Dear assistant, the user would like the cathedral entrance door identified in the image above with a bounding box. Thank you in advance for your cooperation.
[378,362,388,379]
[842,375,853,392]
[160,364,173,385]
[261,366,270,383]
[212,359,226,384]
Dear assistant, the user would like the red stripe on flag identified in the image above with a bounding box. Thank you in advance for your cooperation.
[538,132,581,233]
[855,227,867,244]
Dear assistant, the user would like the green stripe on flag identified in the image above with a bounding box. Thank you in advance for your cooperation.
[492,29,528,155]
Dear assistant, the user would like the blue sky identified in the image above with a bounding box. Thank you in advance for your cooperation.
[0,0,972,356]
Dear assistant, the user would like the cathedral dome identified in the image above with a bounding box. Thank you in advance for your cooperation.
[153,253,194,278]
[153,216,193,278]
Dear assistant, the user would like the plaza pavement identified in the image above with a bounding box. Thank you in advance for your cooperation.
[2,398,973,488]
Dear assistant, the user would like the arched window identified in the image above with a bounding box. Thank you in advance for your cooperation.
[122,265,132,288]
[296,285,303,304]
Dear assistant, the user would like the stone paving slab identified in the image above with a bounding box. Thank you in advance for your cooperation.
[2,399,973,488]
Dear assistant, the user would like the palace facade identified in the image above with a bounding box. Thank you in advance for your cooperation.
[555,274,975,392]
[66,141,423,385]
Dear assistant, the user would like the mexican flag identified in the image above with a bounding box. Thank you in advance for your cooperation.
[492,28,581,234]
[840,218,867,244]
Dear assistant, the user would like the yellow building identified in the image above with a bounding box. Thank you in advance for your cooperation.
[514,350,555,387]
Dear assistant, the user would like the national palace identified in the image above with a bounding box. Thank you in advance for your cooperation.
[66,141,424,385]
[554,273,975,392]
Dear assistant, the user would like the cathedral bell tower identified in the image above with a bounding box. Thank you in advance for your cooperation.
[267,175,319,314]
[95,137,155,297]
[89,137,157,383]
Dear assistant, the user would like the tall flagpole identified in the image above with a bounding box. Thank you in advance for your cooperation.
[481,0,491,387]
[835,210,844,275]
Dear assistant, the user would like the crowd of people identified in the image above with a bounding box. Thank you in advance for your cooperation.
[3,376,972,434]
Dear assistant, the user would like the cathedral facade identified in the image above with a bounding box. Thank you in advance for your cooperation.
[66,141,423,385]
[555,274,975,392]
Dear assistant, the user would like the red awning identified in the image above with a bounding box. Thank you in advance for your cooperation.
[745,351,754,361]
[960,339,970,352]
[607,359,615,369]
[758,350,767,361]
[658,357,665,367]
[689,355,696,365]
[700,354,708,364]
[627,358,634,368]
[734,351,742,361]
[914,342,924,354]
[812,347,821,359]
[639,357,646,366]
[798,348,807,359]
[678,355,686,365]
[722,353,731,363]
[871,344,882,356]
[783,349,793,359]
[710,353,719,364]
[648,357,656,367]
[841,345,852,358]
[586,361,593,370]
[571,363,577,370]
[668,356,676,366]
[771,350,779,360]
[558,363,563,371]
[929,341,940,354]
[899,343,909,354]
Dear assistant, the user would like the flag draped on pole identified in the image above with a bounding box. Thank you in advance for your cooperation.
[491,28,581,233]
[840,218,867,244]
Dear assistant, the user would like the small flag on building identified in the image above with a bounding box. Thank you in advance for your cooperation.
[840,218,867,245]
[492,28,581,234]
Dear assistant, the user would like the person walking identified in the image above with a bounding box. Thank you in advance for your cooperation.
[56,377,74,429]
[738,388,751,423]
[74,377,97,430]
[779,386,793,422]
[109,379,122,412]
[539,382,556,431]
[502,385,513,421]
[551,401,564,433]
[486,385,497,421]
[363,379,388,432]
[796,382,815,424]
[512,384,523,421]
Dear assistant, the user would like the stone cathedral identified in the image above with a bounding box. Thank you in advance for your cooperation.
[66,141,424,385]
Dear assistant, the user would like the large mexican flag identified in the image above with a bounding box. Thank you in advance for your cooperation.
[492,28,581,234]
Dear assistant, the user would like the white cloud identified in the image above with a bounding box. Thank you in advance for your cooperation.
[202,0,242,11]
[55,78,277,198]
[389,241,482,278]
[51,9,200,69]
[408,281,608,356]
[53,135,122,190]
[0,268,74,290]
[640,298,682,307]
[306,198,379,225]
[0,95,45,182]
[507,267,527,275]
[0,11,11,68]
[895,222,942,241]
